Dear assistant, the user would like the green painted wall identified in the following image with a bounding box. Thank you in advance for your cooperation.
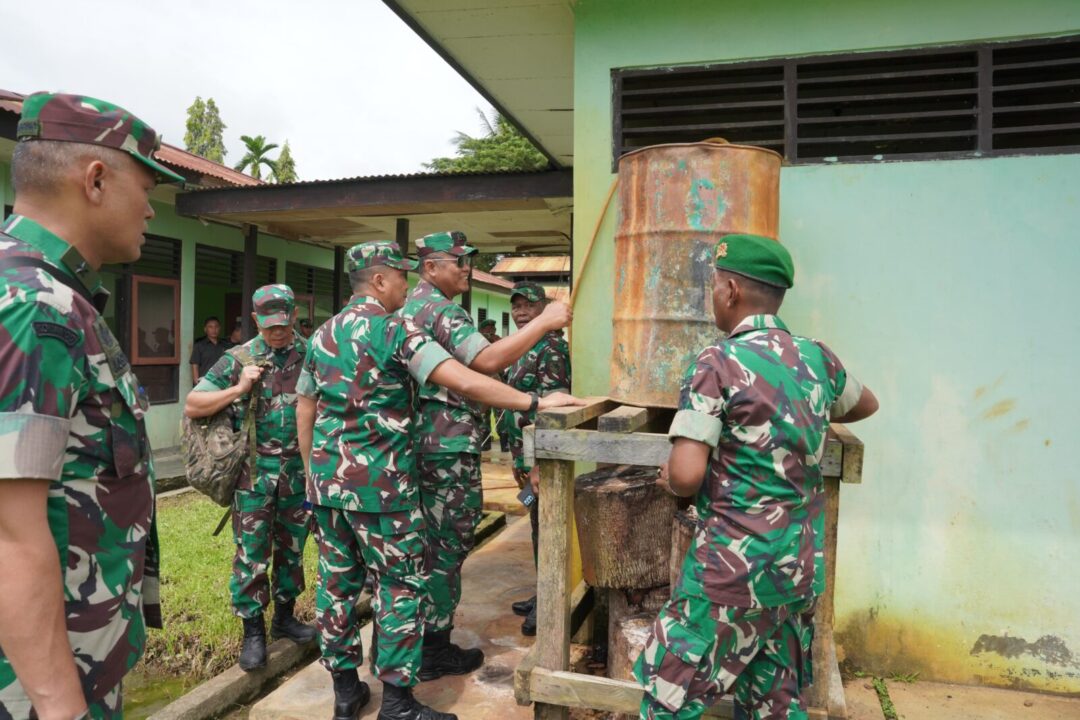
[572,0,1080,693]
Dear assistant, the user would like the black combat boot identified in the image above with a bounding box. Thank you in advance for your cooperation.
[521,604,537,637]
[271,599,317,643]
[239,615,267,671]
[511,595,536,617]
[331,668,371,720]
[377,682,457,720]
[417,627,484,681]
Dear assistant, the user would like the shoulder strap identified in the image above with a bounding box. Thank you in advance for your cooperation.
[0,255,95,306]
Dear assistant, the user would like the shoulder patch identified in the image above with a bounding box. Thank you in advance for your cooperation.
[32,321,79,347]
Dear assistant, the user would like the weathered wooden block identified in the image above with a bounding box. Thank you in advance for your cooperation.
[574,466,677,589]
[670,507,699,589]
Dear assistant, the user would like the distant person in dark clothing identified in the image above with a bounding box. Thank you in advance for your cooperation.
[190,316,231,383]
[229,325,243,345]
[298,318,314,338]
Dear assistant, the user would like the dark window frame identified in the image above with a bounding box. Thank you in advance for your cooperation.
[612,34,1080,168]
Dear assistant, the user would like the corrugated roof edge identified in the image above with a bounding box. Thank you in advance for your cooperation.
[182,167,568,192]
[471,268,514,292]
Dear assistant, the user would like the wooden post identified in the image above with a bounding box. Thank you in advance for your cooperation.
[396,217,410,258]
[332,245,345,313]
[534,456,574,720]
[240,223,258,340]
[808,476,842,715]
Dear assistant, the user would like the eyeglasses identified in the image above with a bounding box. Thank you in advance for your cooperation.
[430,255,473,269]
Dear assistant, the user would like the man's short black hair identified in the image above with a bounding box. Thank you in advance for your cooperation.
[204,316,221,325]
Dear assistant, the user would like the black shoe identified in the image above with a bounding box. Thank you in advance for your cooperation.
[377,683,457,720]
[521,605,537,637]
[331,668,371,720]
[417,627,484,681]
[511,595,536,617]
[239,615,267,671]
[271,599,317,643]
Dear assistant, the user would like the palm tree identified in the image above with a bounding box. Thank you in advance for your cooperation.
[234,134,279,181]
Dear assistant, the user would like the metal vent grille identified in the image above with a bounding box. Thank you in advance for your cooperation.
[196,244,276,286]
[102,235,181,278]
[286,262,336,298]
[616,62,785,158]
[992,37,1080,152]
[612,34,1080,166]
[795,51,978,161]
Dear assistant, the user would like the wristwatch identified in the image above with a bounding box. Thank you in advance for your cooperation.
[528,393,540,414]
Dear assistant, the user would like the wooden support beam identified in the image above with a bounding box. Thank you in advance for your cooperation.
[395,217,410,258]
[536,397,617,429]
[528,667,734,718]
[831,424,864,484]
[332,245,345,313]
[240,224,258,340]
[597,405,651,433]
[534,456,575,720]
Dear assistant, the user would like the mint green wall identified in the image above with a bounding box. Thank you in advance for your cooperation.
[572,0,1080,693]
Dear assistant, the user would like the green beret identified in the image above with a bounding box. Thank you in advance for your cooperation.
[713,234,794,289]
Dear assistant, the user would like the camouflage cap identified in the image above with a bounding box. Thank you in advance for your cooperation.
[511,281,547,303]
[346,240,418,271]
[252,284,295,328]
[713,234,794,289]
[415,230,477,258]
[478,318,497,331]
[17,92,185,185]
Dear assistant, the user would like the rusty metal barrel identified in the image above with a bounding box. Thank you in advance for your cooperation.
[610,140,782,408]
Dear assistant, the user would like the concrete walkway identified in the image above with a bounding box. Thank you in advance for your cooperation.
[250,516,538,720]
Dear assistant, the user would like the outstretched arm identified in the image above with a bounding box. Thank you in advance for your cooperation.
[428,358,582,412]
[469,302,572,374]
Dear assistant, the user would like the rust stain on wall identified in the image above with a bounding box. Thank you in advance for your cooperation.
[981,399,1017,420]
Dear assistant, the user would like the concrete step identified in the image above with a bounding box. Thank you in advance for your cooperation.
[251,516,538,720]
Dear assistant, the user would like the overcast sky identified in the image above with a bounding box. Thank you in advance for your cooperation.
[1,0,490,180]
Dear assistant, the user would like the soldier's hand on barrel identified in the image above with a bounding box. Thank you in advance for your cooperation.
[537,391,586,410]
[236,365,264,393]
[537,301,572,330]
[513,467,529,490]
[530,466,540,495]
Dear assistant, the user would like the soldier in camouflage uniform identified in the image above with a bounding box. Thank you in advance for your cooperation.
[633,234,879,720]
[500,281,571,636]
[295,241,581,720]
[185,284,316,672]
[0,93,184,719]
[398,231,572,679]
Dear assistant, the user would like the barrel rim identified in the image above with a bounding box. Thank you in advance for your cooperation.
[618,141,783,164]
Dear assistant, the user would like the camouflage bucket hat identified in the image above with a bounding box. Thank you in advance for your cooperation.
[252,284,295,328]
[713,234,794,289]
[415,230,477,258]
[347,240,418,271]
[511,281,547,303]
[17,92,186,185]
[479,318,497,330]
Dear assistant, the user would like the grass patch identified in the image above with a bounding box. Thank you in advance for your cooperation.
[137,492,318,680]
[872,677,899,720]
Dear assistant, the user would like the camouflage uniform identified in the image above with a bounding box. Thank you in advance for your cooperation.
[503,282,570,565]
[0,93,181,718]
[194,285,310,619]
[634,314,864,720]
[298,242,451,686]
[399,241,491,632]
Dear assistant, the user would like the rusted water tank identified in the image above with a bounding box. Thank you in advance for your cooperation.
[610,140,782,408]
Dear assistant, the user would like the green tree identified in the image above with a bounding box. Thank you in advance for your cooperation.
[183,96,227,163]
[273,140,298,183]
[234,134,279,181]
[424,109,548,173]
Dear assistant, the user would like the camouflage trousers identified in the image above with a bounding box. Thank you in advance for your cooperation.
[312,505,429,687]
[416,452,483,632]
[0,681,120,719]
[633,589,816,720]
[231,484,311,618]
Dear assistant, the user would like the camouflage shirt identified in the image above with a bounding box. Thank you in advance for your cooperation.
[669,315,863,609]
[297,295,451,512]
[504,331,571,472]
[0,215,157,704]
[194,334,307,495]
[398,280,490,455]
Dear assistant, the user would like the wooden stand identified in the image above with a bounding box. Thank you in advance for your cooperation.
[514,398,865,720]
